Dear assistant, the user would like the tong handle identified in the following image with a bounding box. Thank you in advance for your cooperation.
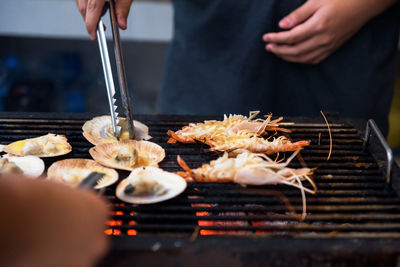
[363,119,393,184]
[79,172,105,189]
[109,0,135,139]
[96,19,121,137]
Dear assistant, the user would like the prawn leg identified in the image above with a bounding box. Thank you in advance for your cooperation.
[167,130,195,144]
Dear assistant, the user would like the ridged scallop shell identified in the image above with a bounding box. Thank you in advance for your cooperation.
[82,115,151,145]
[116,167,187,204]
[3,155,45,178]
[3,134,72,157]
[47,158,119,189]
[89,140,165,171]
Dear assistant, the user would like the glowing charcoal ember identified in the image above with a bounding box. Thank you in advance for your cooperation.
[192,203,250,236]
[107,220,122,226]
[104,229,121,236]
[250,219,291,235]
[127,221,137,235]
[127,230,137,236]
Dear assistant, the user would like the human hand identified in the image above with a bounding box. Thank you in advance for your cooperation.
[76,0,134,40]
[0,175,110,267]
[263,0,397,64]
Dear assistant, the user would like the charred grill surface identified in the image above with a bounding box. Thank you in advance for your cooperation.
[1,113,400,263]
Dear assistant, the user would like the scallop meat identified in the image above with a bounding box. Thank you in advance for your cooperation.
[3,134,72,157]
[116,166,187,204]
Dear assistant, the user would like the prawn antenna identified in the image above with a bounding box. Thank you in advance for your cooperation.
[320,110,332,161]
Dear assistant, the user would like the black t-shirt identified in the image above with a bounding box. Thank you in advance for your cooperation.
[156,0,400,134]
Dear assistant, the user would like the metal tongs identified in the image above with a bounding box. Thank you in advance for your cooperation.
[97,0,135,139]
[79,172,106,195]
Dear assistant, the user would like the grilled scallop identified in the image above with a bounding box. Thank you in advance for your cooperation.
[89,140,165,171]
[2,155,45,178]
[3,134,72,157]
[82,115,151,145]
[0,157,23,175]
[47,158,118,189]
[116,167,187,204]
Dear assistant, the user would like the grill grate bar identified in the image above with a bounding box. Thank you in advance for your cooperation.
[112,213,400,222]
[108,223,400,232]
[109,204,400,213]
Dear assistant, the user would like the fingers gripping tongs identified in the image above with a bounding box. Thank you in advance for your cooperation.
[96,0,135,139]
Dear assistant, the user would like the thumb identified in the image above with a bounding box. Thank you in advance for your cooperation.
[115,0,134,30]
[279,1,319,29]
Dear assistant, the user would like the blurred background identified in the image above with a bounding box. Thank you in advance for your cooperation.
[0,0,399,162]
[0,0,171,114]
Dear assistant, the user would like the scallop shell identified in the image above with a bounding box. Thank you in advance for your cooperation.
[47,158,119,189]
[3,134,72,157]
[116,167,187,204]
[3,155,45,178]
[82,115,151,145]
[89,140,165,171]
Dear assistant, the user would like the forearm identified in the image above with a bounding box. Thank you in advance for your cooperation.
[263,0,399,64]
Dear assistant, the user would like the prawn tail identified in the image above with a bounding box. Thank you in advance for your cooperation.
[177,155,193,175]
[297,140,311,147]
[175,171,194,182]
[283,140,310,152]
[167,138,177,144]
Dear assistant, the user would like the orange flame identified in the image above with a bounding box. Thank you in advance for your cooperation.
[127,220,137,235]
[193,203,249,236]
[104,229,121,236]
[107,220,122,226]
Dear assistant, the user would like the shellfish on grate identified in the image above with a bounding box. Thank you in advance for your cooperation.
[116,166,187,204]
[82,115,151,145]
[47,158,118,189]
[3,134,72,157]
[2,154,45,178]
[89,140,165,171]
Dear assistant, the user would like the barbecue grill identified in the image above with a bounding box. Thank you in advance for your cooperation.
[1,112,400,267]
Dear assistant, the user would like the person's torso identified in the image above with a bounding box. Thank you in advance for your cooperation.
[157,0,400,134]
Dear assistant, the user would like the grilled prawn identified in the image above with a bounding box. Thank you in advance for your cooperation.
[207,135,309,155]
[167,111,293,144]
[167,112,309,155]
[177,150,317,220]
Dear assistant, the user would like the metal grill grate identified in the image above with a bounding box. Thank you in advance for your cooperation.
[1,114,399,241]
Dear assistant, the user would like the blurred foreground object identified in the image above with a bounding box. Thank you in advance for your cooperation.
[0,175,109,267]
